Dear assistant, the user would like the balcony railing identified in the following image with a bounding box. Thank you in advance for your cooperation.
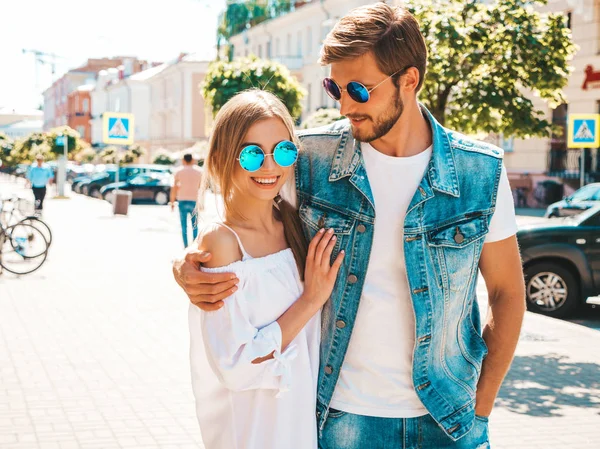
[547,148,600,182]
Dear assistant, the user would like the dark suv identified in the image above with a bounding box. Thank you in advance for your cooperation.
[518,206,600,318]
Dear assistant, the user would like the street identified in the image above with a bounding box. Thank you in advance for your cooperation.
[1,175,599,449]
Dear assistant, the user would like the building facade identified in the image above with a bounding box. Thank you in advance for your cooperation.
[67,85,93,143]
[43,57,151,131]
[146,52,214,156]
[228,0,376,121]
[503,0,600,205]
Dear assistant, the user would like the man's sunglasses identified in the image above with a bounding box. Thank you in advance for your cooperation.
[237,140,299,172]
[322,66,412,103]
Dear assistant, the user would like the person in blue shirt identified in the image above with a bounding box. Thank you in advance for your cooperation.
[26,154,54,212]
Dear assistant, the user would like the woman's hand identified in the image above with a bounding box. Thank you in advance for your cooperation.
[303,228,345,307]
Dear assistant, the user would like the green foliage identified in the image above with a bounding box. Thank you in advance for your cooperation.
[99,144,146,164]
[0,132,15,166]
[300,108,345,129]
[152,151,176,165]
[10,132,54,164]
[75,147,98,163]
[217,0,293,51]
[202,55,305,119]
[411,0,576,138]
[98,146,118,164]
[47,126,87,156]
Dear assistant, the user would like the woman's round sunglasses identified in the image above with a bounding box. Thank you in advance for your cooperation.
[322,66,413,103]
[237,140,299,172]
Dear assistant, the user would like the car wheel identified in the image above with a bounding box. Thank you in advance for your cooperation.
[154,191,169,205]
[547,210,559,218]
[81,185,89,196]
[90,188,101,199]
[524,262,580,318]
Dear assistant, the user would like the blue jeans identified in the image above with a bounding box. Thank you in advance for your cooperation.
[178,200,198,248]
[320,410,490,449]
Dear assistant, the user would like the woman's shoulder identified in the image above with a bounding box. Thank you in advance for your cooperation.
[197,223,243,268]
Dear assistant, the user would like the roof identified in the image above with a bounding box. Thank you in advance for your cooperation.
[0,107,43,117]
[129,63,169,81]
[0,119,44,130]
[77,84,95,92]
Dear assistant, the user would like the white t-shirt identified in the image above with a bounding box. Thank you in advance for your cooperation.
[282,142,517,418]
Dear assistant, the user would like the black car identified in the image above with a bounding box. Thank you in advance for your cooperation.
[518,206,600,318]
[100,173,172,205]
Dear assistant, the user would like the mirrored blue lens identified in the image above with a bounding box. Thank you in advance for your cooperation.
[239,145,265,172]
[323,78,341,101]
[273,141,298,167]
[347,82,369,103]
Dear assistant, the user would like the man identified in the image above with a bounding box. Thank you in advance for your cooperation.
[170,153,203,248]
[26,154,54,213]
[173,3,525,448]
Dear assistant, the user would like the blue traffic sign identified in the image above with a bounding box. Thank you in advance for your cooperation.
[568,114,600,148]
[55,136,65,146]
[103,113,135,145]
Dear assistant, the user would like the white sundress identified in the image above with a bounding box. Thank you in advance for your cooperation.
[188,223,320,449]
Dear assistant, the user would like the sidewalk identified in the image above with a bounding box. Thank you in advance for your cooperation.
[1,175,599,449]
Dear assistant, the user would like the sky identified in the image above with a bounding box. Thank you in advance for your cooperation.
[0,0,225,111]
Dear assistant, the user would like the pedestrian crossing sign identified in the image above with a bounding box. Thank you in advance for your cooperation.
[568,114,599,148]
[103,112,135,145]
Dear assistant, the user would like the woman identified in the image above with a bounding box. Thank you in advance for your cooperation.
[188,90,344,449]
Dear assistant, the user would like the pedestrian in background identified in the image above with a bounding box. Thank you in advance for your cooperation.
[170,153,203,248]
[26,154,54,213]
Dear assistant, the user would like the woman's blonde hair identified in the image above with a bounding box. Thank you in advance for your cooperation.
[202,89,307,277]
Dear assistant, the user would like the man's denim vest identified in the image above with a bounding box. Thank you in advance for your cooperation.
[295,106,503,441]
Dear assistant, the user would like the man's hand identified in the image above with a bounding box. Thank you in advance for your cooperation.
[172,248,239,311]
[170,202,175,212]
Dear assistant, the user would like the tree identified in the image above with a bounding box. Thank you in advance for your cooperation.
[152,151,176,166]
[0,132,15,167]
[217,1,293,59]
[75,147,98,163]
[47,126,87,157]
[410,0,576,138]
[98,146,118,164]
[10,132,54,165]
[201,55,305,119]
[300,108,345,130]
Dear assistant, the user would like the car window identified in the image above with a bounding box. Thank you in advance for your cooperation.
[570,185,600,202]
[129,176,148,185]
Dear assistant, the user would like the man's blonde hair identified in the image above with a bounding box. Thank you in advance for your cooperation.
[320,2,427,91]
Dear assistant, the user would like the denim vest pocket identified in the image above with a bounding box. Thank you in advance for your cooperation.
[427,215,488,292]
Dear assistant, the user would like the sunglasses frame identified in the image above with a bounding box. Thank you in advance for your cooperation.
[322,65,413,103]
[237,140,299,173]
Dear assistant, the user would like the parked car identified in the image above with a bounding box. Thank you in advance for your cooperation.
[519,205,600,317]
[100,173,172,205]
[545,183,600,218]
[78,164,172,197]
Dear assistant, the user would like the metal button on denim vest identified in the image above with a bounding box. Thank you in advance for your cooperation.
[295,105,503,442]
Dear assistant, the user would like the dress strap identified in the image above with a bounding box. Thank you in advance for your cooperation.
[214,222,252,261]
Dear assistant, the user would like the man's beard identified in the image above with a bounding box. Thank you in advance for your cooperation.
[349,90,404,143]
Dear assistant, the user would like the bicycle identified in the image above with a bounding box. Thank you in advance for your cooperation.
[0,196,52,246]
[0,197,50,275]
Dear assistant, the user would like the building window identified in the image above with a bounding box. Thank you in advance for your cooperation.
[306,27,312,55]
[275,38,280,57]
[258,44,263,58]
[267,41,272,59]
[83,99,89,113]
[77,126,85,139]
[548,103,568,172]
[566,11,572,30]
[307,83,312,112]
[297,30,302,57]
[287,33,292,56]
